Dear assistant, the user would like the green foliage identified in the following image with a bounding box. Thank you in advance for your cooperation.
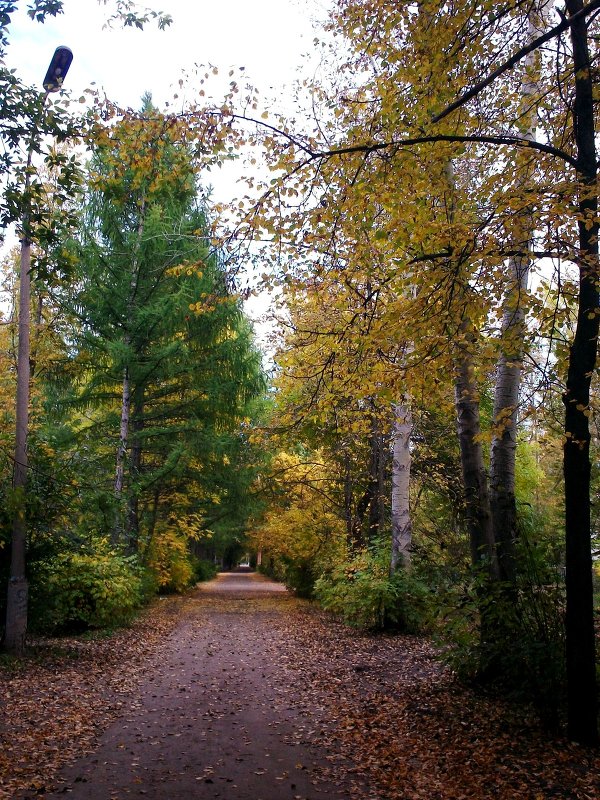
[315,543,429,631]
[435,529,566,728]
[29,542,150,633]
[48,107,267,559]
[145,527,195,594]
[190,556,217,583]
[102,1,172,31]
[0,436,80,630]
[273,557,320,599]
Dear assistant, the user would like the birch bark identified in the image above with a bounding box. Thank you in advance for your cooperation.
[489,7,540,584]
[390,401,412,570]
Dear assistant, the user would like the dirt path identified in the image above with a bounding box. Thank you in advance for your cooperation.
[5,572,599,800]
[42,573,351,800]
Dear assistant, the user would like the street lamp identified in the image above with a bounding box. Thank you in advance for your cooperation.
[4,48,73,655]
[43,46,73,93]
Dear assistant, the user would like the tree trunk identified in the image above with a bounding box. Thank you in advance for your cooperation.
[113,205,145,547]
[454,318,498,576]
[141,485,160,560]
[367,412,386,542]
[489,9,540,584]
[390,400,412,571]
[4,237,31,654]
[442,161,495,575]
[28,293,44,378]
[563,0,598,747]
[343,451,354,542]
[113,361,130,546]
[126,388,144,553]
[489,255,526,583]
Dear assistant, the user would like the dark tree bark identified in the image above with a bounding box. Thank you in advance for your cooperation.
[563,0,599,747]
[4,236,31,655]
[367,413,386,541]
[489,264,524,585]
[454,317,498,575]
[126,388,144,554]
[342,451,355,543]
[113,360,131,545]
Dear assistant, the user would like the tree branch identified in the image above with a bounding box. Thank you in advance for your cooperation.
[313,134,578,169]
[432,0,600,124]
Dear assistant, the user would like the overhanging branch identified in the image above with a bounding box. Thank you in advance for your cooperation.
[432,0,600,124]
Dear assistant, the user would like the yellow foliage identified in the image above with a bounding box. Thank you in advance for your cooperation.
[248,451,346,570]
[146,527,194,593]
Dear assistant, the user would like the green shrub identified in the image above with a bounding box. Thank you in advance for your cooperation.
[314,546,429,631]
[257,554,319,597]
[146,527,195,593]
[280,558,319,598]
[433,537,567,729]
[190,556,218,583]
[30,545,147,634]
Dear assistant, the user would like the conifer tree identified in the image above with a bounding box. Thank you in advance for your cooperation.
[60,101,265,555]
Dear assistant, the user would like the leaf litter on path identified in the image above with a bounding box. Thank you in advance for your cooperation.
[0,572,598,800]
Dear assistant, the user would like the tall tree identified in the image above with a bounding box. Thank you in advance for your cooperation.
[489,6,544,585]
[0,0,173,659]
[562,0,599,746]
[63,103,265,556]
[390,400,412,570]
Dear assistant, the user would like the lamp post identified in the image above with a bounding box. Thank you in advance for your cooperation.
[4,47,73,655]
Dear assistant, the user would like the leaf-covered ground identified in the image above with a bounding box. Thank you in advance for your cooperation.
[278,608,600,799]
[0,595,184,799]
[1,573,599,799]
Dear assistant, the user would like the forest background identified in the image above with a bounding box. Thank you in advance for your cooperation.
[1,0,599,752]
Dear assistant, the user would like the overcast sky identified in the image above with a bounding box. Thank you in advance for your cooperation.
[6,0,330,211]
[5,0,329,337]
[8,0,323,111]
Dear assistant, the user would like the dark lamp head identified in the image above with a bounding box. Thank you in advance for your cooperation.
[43,46,73,92]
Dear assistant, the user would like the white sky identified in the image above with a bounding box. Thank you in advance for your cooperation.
[5,0,330,339]
[8,0,322,110]
[7,0,328,205]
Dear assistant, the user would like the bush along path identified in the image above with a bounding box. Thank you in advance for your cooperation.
[0,572,599,800]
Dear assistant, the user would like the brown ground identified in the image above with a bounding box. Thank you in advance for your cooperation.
[1,572,599,800]
[39,572,347,800]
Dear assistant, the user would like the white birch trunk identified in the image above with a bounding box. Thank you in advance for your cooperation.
[489,7,542,582]
[390,401,412,571]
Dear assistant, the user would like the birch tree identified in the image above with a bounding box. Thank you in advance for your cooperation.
[489,6,546,585]
[390,401,412,570]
